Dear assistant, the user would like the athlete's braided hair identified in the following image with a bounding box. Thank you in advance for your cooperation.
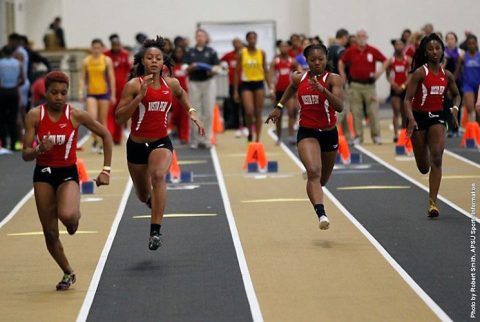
[410,33,445,73]
[130,36,174,79]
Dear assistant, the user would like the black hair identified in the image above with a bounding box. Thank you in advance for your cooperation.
[2,45,15,56]
[246,31,257,40]
[174,36,185,47]
[109,33,120,42]
[410,33,445,73]
[336,28,349,39]
[466,34,479,51]
[8,33,21,41]
[390,38,405,46]
[172,46,185,64]
[276,40,283,47]
[91,38,104,46]
[303,44,328,58]
[135,32,147,43]
[130,36,174,79]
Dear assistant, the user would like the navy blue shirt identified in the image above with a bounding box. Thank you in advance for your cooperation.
[184,46,220,81]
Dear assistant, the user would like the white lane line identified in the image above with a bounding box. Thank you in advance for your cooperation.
[210,147,264,322]
[0,132,90,230]
[444,149,480,169]
[355,144,480,223]
[76,179,133,322]
[267,129,452,322]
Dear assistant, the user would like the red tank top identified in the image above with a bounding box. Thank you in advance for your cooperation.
[173,63,188,92]
[36,104,78,167]
[297,71,337,129]
[412,65,447,112]
[131,77,172,138]
[274,56,293,91]
[390,56,409,86]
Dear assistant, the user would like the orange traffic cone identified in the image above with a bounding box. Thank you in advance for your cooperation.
[396,129,413,155]
[169,150,181,183]
[76,159,90,183]
[338,135,351,164]
[347,112,356,138]
[461,106,469,129]
[337,124,345,137]
[213,104,224,133]
[461,122,480,147]
[243,142,268,170]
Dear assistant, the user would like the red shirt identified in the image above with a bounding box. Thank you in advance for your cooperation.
[31,77,46,105]
[341,44,386,82]
[131,77,172,138]
[220,50,238,85]
[288,47,303,58]
[104,49,131,92]
[173,63,188,92]
[297,71,337,129]
[389,56,409,86]
[36,104,78,167]
[412,65,447,113]
[404,44,416,59]
[274,56,293,91]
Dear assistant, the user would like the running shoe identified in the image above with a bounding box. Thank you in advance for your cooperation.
[148,232,163,250]
[428,199,440,218]
[56,272,76,291]
[319,215,330,230]
[235,129,242,138]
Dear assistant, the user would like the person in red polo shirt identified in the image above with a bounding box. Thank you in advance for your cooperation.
[339,29,388,144]
[105,34,132,145]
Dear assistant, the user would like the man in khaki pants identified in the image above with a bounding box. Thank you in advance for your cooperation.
[339,29,388,145]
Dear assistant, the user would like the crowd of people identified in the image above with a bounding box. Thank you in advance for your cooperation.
[1,20,479,289]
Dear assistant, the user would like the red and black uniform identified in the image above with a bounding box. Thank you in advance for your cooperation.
[127,77,174,164]
[273,56,293,101]
[33,104,79,190]
[410,65,448,130]
[389,56,409,98]
[169,63,190,143]
[296,71,338,151]
[341,45,386,83]
[104,48,131,144]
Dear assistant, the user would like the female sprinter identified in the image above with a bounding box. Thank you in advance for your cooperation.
[234,31,274,142]
[385,39,410,142]
[404,33,460,218]
[266,44,344,229]
[116,37,205,250]
[22,71,112,290]
[269,40,300,145]
[79,39,116,153]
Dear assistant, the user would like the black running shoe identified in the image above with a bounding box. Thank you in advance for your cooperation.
[148,232,163,250]
[56,272,76,291]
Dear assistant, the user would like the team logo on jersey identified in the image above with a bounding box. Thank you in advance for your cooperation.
[59,123,67,129]
[301,95,320,105]
[430,86,445,95]
[148,101,169,112]
[43,134,66,145]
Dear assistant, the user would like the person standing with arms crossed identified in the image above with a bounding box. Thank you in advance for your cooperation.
[404,33,460,218]
[22,71,112,290]
[339,29,387,145]
[266,44,344,229]
[184,29,220,149]
[116,37,205,250]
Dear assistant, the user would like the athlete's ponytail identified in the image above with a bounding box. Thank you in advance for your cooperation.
[410,33,445,73]
[130,36,174,79]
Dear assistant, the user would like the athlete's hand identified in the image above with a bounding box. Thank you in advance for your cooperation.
[268,87,275,98]
[110,96,117,106]
[406,116,418,138]
[450,107,459,129]
[265,108,282,124]
[40,133,54,152]
[139,74,154,98]
[94,171,110,187]
[308,77,326,93]
[190,112,206,136]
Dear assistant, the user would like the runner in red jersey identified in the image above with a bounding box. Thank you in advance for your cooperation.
[405,33,460,218]
[269,40,300,145]
[116,37,205,250]
[104,34,132,145]
[266,44,344,230]
[386,39,410,141]
[168,46,190,144]
[22,71,112,291]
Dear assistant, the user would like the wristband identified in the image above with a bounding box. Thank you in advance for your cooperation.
[188,107,197,114]
[102,166,111,172]
[101,170,111,177]
[451,105,459,111]
[275,103,284,110]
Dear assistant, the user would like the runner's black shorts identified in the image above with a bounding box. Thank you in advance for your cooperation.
[408,110,447,131]
[33,164,79,190]
[127,136,173,164]
[240,81,264,92]
[297,126,339,152]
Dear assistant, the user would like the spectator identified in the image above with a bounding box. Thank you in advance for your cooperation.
[30,70,47,107]
[184,28,220,149]
[401,29,412,44]
[52,17,66,48]
[422,23,434,36]
[288,34,303,58]
[133,32,147,55]
[327,28,349,74]
[338,29,388,145]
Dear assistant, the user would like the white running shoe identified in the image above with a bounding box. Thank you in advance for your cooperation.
[235,129,242,138]
[319,215,330,230]
[242,127,249,137]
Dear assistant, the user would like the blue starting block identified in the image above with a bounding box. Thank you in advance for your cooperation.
[81,181,95,194]
[466,138,477,149]
[336,152,362,165]
[267,161,278,173]
[247,162,259,173]
[395,145,406,155]
[166,171,193,183]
